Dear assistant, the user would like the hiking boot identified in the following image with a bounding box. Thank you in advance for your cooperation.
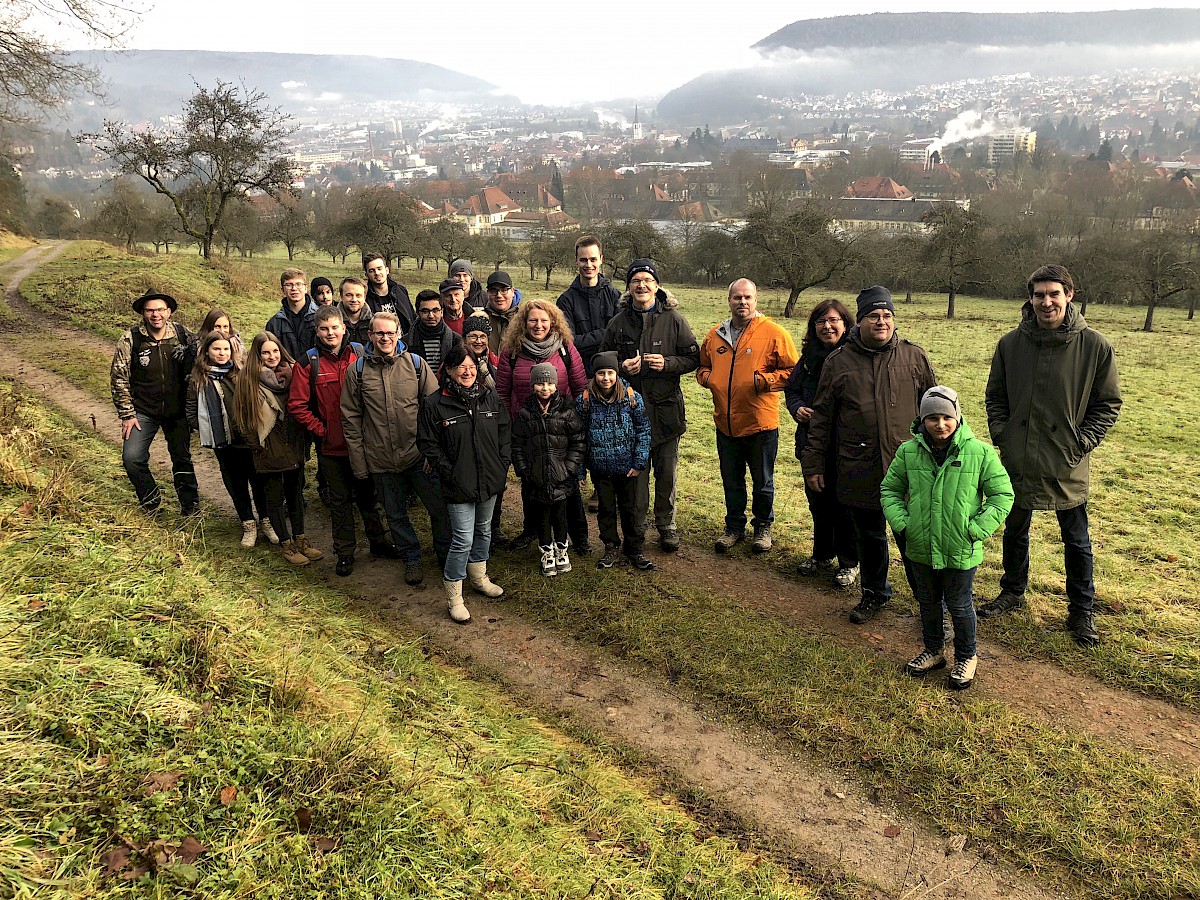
[259,518,280,545]
[597,544,621,569]
[466,561,504,598]
[977,591,1024,618]
[905,648,947,677]
[403,560,424,586]
[539,544,557,577]
[750,524,772,553]
[335,555,355,577]
[948,655,978,690]
[509,532,535,552]
[280,540,310,566]
[833,564,860,590]
[627,553,656,571]
[293,534,324,561]
[445,579,470,624]
[370,540,401,559]
[714,531,744,553]
[1066,610,1100,648]
[849,593,889,624]
[554,541,572,574]
[240,520,259,549]
[797,556,836,577]
[659,526,680,552]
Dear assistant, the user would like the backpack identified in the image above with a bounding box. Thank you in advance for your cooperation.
[351,349,422,408]
[578,385,637,425]
[306,341,364,423]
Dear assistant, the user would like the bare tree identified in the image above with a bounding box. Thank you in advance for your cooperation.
[922,204,988,318]
[338,185,421,266]
[85,80,297,259]
[88,178,149,250]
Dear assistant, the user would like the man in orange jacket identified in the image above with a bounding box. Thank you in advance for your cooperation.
[697,278,798,554]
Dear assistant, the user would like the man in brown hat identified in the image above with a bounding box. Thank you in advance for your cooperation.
[110,291,200,515]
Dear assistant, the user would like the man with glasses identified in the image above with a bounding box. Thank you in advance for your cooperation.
[802,286,937,624]
[557,235,621,377]
[341,312,450,586]
[362,253,416,333]
[111,291,200,516]
[404,288,461,371]
[600,259,700,552]
[482,269,522,353]
[266,267,317,361]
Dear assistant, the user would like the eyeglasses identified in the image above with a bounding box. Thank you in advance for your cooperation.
[487,285,512,292]
[815,317,842,327]
[629,277,656,287]
[372,331,398,338]
[283,281,305,289]
[143,307,169,314]
[862,313,894,323]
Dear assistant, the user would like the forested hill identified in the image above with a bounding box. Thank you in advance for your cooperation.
[755,9,1200,51]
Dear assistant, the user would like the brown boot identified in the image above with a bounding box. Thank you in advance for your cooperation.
[293,534,324,560]
[280,539,310,566]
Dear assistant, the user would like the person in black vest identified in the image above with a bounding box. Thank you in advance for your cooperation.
[363,252,416,332]
[110,291,200,516]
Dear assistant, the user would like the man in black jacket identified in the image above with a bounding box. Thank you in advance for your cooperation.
[557,235,621,377]
[265,267,316,362]
[363,252,416,332]
[403,289,461,372]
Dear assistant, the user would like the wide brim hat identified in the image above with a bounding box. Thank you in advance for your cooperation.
[132,291,178,313]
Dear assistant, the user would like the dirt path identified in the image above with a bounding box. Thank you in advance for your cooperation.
[4,243,1194,900]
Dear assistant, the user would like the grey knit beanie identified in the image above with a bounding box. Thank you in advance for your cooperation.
[920,386,961,421]
[530,363,559,386]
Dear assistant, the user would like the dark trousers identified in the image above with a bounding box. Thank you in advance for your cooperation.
[715,428,778,534]
[804,480,858,567]
[528,497,568,546]
[595,470,649,554]
[319,454,388,557]
[909,561,978,661]
[849,506,912,600]
[261,468,304,541]
[374,464,451,566]
[650,436,680,530]
[1000,504,1095,614]
[121,412,198,511]
[213,446,266,523]
[518,477,588,547]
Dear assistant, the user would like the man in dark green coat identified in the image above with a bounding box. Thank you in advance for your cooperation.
[982,265,1122,646]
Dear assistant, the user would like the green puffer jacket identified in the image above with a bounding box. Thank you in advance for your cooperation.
[880,418,1014,571]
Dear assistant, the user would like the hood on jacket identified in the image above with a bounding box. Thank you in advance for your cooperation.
[1018,299,1087,343]
[616,287,680,312]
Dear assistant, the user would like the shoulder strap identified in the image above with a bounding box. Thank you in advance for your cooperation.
[307,348,322,421]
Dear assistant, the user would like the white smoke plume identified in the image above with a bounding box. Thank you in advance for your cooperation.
[928,110,998,155]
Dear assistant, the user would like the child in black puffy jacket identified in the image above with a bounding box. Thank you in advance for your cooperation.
[512,363,586,577]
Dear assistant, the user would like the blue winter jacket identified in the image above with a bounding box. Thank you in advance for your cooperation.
[577,379,651,477]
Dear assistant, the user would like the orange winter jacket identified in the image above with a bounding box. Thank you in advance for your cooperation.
[697,315,799,438]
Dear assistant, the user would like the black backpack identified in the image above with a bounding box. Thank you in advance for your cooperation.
[305,341,365,423]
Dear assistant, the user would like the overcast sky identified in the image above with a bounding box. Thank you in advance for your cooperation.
[47,1,1200,104]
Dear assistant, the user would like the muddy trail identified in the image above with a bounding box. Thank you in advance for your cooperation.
[3,243,1195,900]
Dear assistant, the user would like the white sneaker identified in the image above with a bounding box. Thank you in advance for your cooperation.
[240,520,258,548]
[905,649,947,677]
[833,564,860,589]
[259,518,280,545]
[554,541,572,574]
[949,656,977,690]
[539,545,557,577]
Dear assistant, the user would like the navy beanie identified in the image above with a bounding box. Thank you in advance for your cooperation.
[856,286,895,321]
[626,258,659,284]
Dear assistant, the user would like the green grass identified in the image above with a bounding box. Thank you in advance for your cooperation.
[0,380,820,900]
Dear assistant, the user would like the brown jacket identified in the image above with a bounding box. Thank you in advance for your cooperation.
[340,350,437,479]
[800,328,937,509]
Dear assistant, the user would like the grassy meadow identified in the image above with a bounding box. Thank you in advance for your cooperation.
[6,240,1200,898]
[0,381,822,898]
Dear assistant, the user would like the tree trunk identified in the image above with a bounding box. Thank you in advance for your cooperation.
[782,286,802,318]
[946,287,956,319]
[286,243,295,260]
[544,267,553,289]
[1143,295,1158,332]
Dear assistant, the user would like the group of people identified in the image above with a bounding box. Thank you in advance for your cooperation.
[111,245,1121,690]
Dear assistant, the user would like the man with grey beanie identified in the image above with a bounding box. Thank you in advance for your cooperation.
[802,286,937,624]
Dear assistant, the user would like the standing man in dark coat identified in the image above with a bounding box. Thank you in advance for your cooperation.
[265,268,317,362]
[557,235,621,377]
[981,265,1122,646]
[599,259,700,552]
[802,286,937,625]
[363,252,416,332]
[111,291,199,516]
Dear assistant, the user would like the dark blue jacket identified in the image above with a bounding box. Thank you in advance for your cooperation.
[577,379,651,477]
[265,299,317,363]
[557,274,621,375]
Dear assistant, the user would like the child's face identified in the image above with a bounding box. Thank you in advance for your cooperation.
[923,414,958,444]
[594,368,617,392]
[533,381,557,401]
[207,339,232,366]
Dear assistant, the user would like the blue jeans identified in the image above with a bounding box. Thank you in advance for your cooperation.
[444,496,497,582]
[121,412,198,511]
[374,465,451,566]
[715,428,778,534]
[909,561,977,660]
[1000,504,1095,614]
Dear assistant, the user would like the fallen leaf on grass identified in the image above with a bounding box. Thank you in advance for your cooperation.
[100,846,131,875]
[219,785,237,806]
[27,598,45,611]
[143,771,184,796]
[176,836,206,864]
[584,830,601,842]
[310,836,340,854]
[985,805,1006,823]
[883,825,902,838]
[16,501,34,517]
[295,807,313,833]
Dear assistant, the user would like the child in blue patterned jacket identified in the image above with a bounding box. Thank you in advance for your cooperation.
[578,351,654,571]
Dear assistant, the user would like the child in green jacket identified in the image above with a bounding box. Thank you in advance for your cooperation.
[881,386,1014,690]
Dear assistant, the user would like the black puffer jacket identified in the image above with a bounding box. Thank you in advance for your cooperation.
[417,385,511,504]
[512,392,586,503]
